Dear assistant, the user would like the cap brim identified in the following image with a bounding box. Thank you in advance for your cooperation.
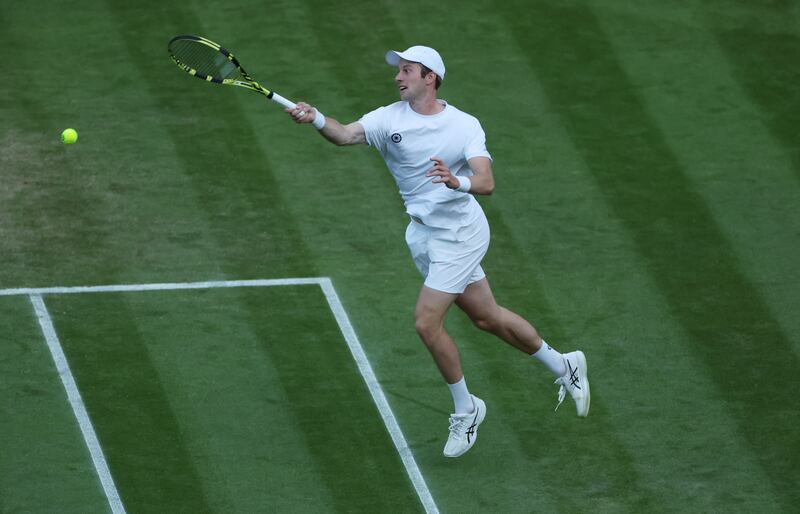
[385,50,402,66]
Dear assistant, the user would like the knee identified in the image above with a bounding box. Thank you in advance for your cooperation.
[472,305,508,335]
[472,317,499,332]
[414,319,436,343]
[414,314,441,344]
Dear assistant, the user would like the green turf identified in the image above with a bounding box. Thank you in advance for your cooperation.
[1,0,798,512]
[0,297,109,512]
[43,287,417,512]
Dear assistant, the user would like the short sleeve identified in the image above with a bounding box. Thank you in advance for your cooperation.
[464,118,492,161]
[358,106,389,152]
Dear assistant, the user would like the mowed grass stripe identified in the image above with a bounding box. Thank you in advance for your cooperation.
[464,5,781,503]
[712,7,800,182]
[470,89,782,508]
[1,4,286,504]
[0,297,110,513]
[491,28,781,509]
[0,4,212,510]
[105,0,317,280]
[46,285,424,512]
[508,2,799,508]
[238,286,425,512]
[87,289,340,512]
[45,293,212,512]
[0,5,124,288]
[301,0,406,114]
[226,0,414,281]
[0,6,207,507]
[0,1,233,288]
[711,25,800,334]
[587,3,800,352]
[446,196,656,509]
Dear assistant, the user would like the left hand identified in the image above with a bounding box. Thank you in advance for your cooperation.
[426,157,460,189]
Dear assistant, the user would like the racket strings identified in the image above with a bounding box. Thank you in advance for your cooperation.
[170,39,240,80]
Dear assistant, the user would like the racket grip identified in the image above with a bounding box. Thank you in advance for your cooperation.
[270,92,296,110]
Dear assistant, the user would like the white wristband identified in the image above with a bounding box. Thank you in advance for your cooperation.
[456,176,472,192]
[312,110,326,130]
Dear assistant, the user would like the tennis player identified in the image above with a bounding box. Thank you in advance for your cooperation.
[286,46,590,457]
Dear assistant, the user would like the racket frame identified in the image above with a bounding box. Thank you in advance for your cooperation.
[168,35,296,109]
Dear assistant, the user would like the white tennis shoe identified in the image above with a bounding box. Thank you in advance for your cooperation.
[554,351,590,417]
[443,395,486,457]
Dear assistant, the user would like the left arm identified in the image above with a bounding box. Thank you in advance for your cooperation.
[426,156,495,195]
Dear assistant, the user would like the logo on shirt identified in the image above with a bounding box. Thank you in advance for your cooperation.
[390,133,402,143]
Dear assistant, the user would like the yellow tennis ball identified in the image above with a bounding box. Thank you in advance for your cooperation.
[61,128,78,145]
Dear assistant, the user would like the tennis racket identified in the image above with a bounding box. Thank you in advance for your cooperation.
[168,34,297,110]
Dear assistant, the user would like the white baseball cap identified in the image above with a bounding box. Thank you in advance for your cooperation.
[385,46,445,80]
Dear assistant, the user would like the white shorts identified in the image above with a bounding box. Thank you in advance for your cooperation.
[405,211,490,294]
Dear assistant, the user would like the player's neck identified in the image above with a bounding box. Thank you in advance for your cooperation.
[409,92,444,116]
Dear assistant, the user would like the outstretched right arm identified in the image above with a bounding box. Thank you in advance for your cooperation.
[286,101,366,146]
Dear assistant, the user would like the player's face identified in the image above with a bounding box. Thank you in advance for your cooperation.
[395,60,428,101]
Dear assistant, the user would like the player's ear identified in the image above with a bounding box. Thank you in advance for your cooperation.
[426,71,437,86]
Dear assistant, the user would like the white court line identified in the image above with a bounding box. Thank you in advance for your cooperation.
[9,278,438,514]
[0,277,322,296]
[319,278,439,514]
[29,294,126,514]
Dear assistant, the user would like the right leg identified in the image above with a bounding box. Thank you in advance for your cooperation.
[414,285,487,457]
[405,220,488,457]
[413,285,462,383]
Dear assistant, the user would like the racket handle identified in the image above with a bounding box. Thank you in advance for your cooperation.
[269,92,296,109]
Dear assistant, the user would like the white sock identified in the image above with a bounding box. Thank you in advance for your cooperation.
[532,340,567,376]
[447,377,475,415]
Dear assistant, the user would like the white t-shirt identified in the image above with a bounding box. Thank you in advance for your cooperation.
[358,100,492,229]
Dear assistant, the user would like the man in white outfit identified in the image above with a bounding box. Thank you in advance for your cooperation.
[287,46,590,458]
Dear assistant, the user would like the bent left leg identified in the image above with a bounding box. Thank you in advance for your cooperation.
[455,278,542,354]
[456,278,590,417]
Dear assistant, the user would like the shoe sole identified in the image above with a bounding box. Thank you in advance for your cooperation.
[444,396,486,458]
[575,351,590,417]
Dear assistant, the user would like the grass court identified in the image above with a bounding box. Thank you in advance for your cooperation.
[1,0,798,512]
